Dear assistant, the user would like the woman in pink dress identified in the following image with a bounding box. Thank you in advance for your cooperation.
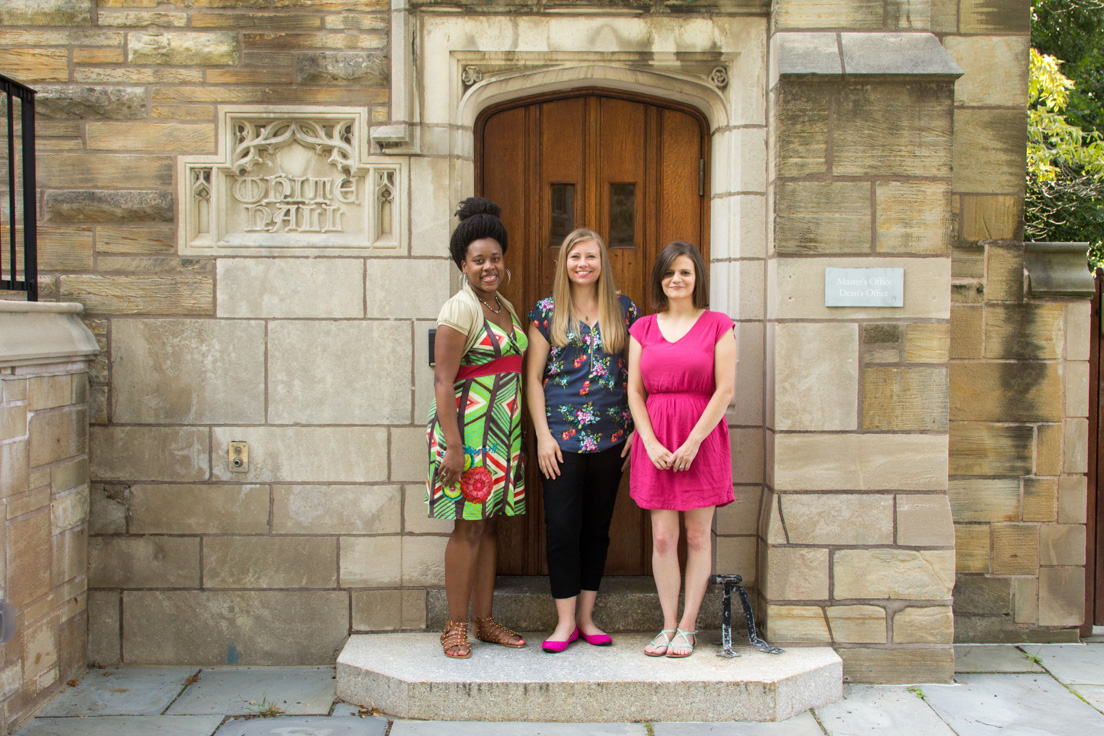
[627,241,736,658]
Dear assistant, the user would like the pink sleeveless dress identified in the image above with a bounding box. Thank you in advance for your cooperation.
[629,310,735,511]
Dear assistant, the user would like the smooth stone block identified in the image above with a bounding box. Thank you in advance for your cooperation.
[816,684,957,736]
[953,645,1044,674]
[166,667,336,715]
[15,716,224,736]
[338,634,842,722]
[38,667,196,716]
[1029,644,1104,685]
[923,674,1104,735]
[652,715,824,735]
[392,725,645,736]
[216,716,387,735]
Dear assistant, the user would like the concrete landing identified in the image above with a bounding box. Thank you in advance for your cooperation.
[336,633,842,722]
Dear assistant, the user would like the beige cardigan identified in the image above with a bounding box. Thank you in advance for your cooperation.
[436,279,521,356]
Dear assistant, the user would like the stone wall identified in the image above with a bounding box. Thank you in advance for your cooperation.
[0,303,98,734]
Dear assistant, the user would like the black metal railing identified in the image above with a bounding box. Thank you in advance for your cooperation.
[0,73,37,301]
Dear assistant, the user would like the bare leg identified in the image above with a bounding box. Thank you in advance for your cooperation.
[644,509,682,655]
[576,590,604,637]
[442,519,486,657]
[469,517,524,646]
[550,596,578,641]
[672,505,716,656]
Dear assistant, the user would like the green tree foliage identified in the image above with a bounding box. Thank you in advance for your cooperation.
[1027,1,1104,265]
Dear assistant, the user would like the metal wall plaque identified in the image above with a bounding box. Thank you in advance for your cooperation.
[825,268,904,307]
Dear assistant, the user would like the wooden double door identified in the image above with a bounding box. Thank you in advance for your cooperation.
[476,90,710,576]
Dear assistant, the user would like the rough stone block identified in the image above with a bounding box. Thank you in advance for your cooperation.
[7,511,51,607]
[984,304,1064,360]
[763,547,829,602]
[731,427,765,485]
[1064,418,1088,473]
[825,605,886,644]
[876,182,952,254]
[954,523,990,573]
[950,362,1062,422]
[95,225,175,255]
[959,0,1031,33]
[89,536,200,588]
[775,83,829,178]
[38,154,170,190]
[352,589,402,631]
[893,606,954,644]
[985,241,1025,302]
[45,191,175,224]
[273,485,400,535]
[129,31,239,65]
[204,536,337,589]
[763,605,829,643]
[88,482,128,536]
[365,260,452,319]
[944,36,1029,107]
[952,281,986,304]
[1036,423,1063,476]
[51,524,86,586]
[949,422,1033,476]
[781,494,892,545]
[948,477,1020,522]
[904,323,949,363]
[403,485,452,535]
[210,426,387,484]
[953,244,987,280]
[0,440,29,498]
[122,590,349,665]
[22,618,59,683]
[60,274,213,314]
[9,488,50,519]
[1065,361,1090,418]
[840,647,953,684]
[1038,566,1084,627]
[216,259,365,318]
[954,575,1011,615]
[0,404,27,442]
[402,535,448,587]
[773,323,858,431]
[991,523,1038,575]
[87,590,120,666]
[715,487,761,536]
[28,375,72,412]
[2,378,27,403]
[390,427,430,483]
[773,1,882,29]
[1022,477,1057,523]
[863,366,948,431]
[99,9,189,27]
[1058,474,1088,524]
[835,83,953,177]
[953,108,1028,195]
[112,319,265,424]
[268,321,412,425]
[340,536,402,587]
[0,0,92,25]
[896,494,954,547]
[715,536,757,585]
[1039,524,1086,566]
[833,549,955,600]
[1066,301,1091,361]
[775,181,870,254]
[85,122,214,153]
[90,426,210,482]
[961,195,1022,242]
[402,589,427,629]
[130,484,269,534]
[50,486,88,534]
[28,407,87,467]
[0,48,69,83]
[297,50,388,85]
[774,433,947,491]
[886,0,931,28]
[950,306,983,360]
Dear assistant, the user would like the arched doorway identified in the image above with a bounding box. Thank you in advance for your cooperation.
[476,89,711,576]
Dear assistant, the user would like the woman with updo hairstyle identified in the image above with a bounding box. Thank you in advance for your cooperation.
[428,197,528,659]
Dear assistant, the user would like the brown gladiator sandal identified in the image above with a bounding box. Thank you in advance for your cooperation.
[440,619,472,659]
[472,615,526,648]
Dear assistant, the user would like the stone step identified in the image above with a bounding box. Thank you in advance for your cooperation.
[428,576,734,632]
[336,633,842,722]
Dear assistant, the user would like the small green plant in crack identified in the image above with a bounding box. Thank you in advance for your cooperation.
[907,686,927,700]
[246,697,285,718]
[1020,634,1044,665]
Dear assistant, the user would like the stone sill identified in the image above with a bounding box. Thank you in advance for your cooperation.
[771,32,964,87]
[0,301,100,368]
[0,301,84,315]
[1024,241,1095,298]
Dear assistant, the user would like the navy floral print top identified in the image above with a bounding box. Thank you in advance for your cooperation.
[528,293,640,453]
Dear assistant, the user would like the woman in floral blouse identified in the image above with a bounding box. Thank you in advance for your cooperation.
[526,228,639,652]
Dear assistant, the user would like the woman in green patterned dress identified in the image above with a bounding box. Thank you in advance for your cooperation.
[428,197,528,659]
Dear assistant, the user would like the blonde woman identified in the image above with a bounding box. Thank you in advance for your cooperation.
[526,228,639,653]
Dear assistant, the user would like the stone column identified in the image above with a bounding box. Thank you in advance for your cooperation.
[763,32,961,683]
[0,302,98,733]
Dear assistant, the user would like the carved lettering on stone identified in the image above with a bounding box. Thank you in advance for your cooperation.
[179,107,403,254]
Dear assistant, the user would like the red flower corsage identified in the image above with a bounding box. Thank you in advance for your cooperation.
[460,466,493,504]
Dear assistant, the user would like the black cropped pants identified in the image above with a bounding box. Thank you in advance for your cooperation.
[542,442,625,600]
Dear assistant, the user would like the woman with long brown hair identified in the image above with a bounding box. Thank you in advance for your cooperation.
[525,228,639,652]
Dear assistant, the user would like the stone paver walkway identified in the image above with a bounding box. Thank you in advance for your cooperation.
[15,643,1104,736]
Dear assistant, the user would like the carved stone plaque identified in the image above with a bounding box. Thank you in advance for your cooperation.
[824,268,904,307]
[179,107,402,255]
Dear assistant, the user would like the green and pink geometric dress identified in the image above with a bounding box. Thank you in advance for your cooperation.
[426,317,528,520]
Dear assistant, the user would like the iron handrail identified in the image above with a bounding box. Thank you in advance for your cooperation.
[0,73,37,301]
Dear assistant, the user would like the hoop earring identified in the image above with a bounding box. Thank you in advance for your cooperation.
[505,268,512,286]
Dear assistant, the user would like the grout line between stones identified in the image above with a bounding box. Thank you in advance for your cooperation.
[160,667,204,716]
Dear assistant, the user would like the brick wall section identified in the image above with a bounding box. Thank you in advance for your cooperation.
[0,364,91,734]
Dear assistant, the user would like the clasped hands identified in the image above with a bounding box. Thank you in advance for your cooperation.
[643,437,699,472]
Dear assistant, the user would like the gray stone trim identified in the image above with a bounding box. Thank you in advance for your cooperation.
[771,32,963,87]
[0,302,99,368]
[1024,241,1095,298]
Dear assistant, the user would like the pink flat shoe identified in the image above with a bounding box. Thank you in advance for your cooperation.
[580,630,612,646]
[541,627,579,653]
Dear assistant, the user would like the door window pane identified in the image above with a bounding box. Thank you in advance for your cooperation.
[550,183,574,247]
[610,183,635,248]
